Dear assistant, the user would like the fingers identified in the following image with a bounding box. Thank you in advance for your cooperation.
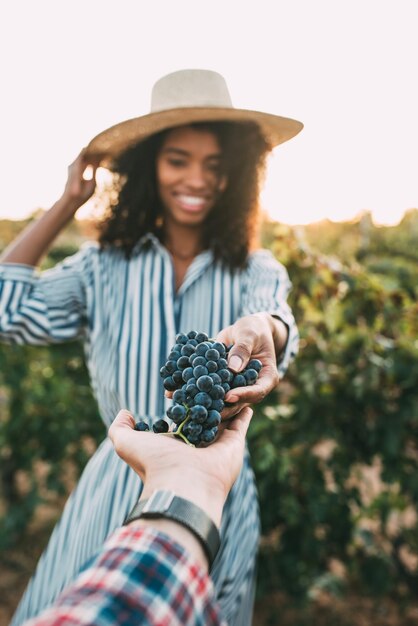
[221,401,248,421]
[215,326,232,346]
[227,406,253,437]
[109,409,135,432]
[227,338,254,372]
[68,149,101,179]
[225,366,279,404]
[108,409,136,443]
[218,325,257,372]
[215,407,253,451]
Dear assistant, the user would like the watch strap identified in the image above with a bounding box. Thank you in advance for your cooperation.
[124,490,220,570]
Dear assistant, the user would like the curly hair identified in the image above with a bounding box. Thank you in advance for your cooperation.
[97,121,272,269]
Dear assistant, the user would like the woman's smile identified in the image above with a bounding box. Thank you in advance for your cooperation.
[173,193,211,213]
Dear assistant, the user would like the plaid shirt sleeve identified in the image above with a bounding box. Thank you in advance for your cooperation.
[24,525,226,626]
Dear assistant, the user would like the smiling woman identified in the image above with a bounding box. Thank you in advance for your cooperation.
[1,69,301,626]
[98,119,270,271]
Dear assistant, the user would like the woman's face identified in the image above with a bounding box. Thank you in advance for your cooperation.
[156,126,226,227]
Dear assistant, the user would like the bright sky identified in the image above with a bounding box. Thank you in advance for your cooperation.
[1,0,417,226]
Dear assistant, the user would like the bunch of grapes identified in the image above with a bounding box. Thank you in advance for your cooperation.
[152,330,262,446]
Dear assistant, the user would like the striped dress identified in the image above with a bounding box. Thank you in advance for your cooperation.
[0,233,298,626]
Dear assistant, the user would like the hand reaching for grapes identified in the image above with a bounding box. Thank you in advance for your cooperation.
[108,407,253,527]
[217,312,286,419]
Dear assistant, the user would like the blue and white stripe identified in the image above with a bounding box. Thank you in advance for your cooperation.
[0,234,298,626]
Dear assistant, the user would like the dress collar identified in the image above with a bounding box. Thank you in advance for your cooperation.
[132,232,215,294]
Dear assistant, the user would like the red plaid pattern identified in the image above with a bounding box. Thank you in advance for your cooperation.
[24,525,226,626]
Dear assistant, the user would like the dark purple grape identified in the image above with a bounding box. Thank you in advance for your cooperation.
[212,342,226,357]
[248,359,262,372]
[134,421,150,431]
[244,368,258,384]
[168,351,181,361]
[196,332,209,343]
[193,356,207,367]
[182,367,194,382]
[160,365,169,378]
[209,372,222,385]
[181,344,195,357]
[201,427,217,443]
[173,389,186,404]
[177,355,190,369]
[197,375,214,392]
[218,358,228,369]
[195,343,209,356]
[193,365,209,379]
[231,374,247,388]
[218,368,232,382]
[172,370,184,385]
[206,360,218,373]
[176,333,188,345]
[153,419,169,433]
[163,376,177,391]
[211,399,224,412]
[187,422,203,437]
[190,405,208,423]
[165,360,177,374]
[170,405,187,423]
[185,383,199,398]
[210,385,225,400]
[206,348,220,361]
[187,330,198,339]
[206,410,221,428]
[194,392,212,409]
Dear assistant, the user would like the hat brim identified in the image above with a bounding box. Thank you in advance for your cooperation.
[85,107,303,168]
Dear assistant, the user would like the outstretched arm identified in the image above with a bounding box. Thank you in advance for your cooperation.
[23,408,252,626]
[109,407,253,568]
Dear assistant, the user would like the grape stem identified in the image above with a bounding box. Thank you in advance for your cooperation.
[160,409,196,447]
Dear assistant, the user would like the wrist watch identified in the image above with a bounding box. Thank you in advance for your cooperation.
[124,490,220,571]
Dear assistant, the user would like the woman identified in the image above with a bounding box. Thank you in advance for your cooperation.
[0,69,302,625]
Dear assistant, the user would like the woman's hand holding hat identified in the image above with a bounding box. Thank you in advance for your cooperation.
[0,148,101,267]
[60,149,101,214]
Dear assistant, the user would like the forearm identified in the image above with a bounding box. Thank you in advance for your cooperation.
[137,471,226,572]
[0,198,78,266]
[253,312,289,359]
[270,315,289,357]
[129,518,209,571]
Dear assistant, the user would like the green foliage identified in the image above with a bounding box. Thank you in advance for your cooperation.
[0,342,104,547]
[249,221,418,600]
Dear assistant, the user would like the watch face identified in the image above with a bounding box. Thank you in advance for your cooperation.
[143,490,175,513]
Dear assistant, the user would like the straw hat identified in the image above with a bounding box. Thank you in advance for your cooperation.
[86,69,303,166]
